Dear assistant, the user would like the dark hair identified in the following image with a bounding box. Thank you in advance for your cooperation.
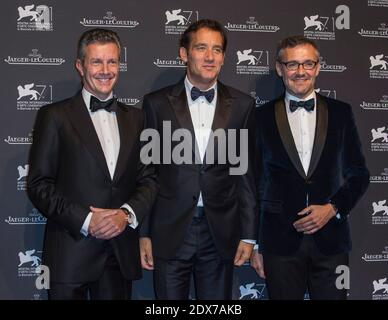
[179,19,228,52]
[77,28,121,62]
[276,35,319,61]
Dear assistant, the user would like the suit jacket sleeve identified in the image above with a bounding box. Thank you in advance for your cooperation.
[238,100,259,240]
[138,94,158,237]
[125,107,159,227]
[27,106,89,240]
[329,103,370,218]
[254,107,264,246]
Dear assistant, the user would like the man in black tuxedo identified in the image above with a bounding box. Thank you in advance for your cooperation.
[251,36,369,299]
[139,19,257,299]
[27,28,158,300]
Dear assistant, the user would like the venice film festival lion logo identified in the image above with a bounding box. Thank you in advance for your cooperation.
[164,8,198,35]
[373,278,388,294]
[165,9,188,25]
[371,127,388,143]
[237,49,258,65]
[372,200,388,216]
[17,84,40,101]
[18,249,41,267]
[370,54,388,70]
[238,283,266,299]
[304,15,325,31]
[17,5,41,21]
[17,164,29,181]
[17,4,52,31]
[16,83,53,111]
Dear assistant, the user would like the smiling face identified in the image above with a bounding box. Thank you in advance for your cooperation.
[276,44,320,99]
[76,42,119,100]
[179,27,225,90]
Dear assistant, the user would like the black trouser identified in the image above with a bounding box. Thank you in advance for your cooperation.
[154,207,234,300]
[263,235,348,300]
[49,247,132,300]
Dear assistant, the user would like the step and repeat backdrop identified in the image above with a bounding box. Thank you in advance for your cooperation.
[0,0,387,300]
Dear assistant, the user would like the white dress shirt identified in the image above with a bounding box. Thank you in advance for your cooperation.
[184,77,217,207]
[80,88,137,236]
[285,91,317,175]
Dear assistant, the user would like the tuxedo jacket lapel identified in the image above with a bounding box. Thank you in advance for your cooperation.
[307,94,328,179]
[113,103,133,183]
[204,82,233,167]
[66,92,111,181]
[274,97,307,179]
[168,80,201,163]
[275,94,329,180]
[211,82,233,132]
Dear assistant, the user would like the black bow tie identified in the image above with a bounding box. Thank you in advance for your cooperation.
[90,96,117,112]
[191,87,215,103]
[289,98,315,112]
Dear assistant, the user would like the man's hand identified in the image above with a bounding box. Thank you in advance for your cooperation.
[250,250,265,279]
[234,241,254,266]
[293,203,336,234]
[89,206,128,240]
[140,237,154,270]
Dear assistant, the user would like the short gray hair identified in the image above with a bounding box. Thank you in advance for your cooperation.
[276,35,319,61]
[77,28,121,62]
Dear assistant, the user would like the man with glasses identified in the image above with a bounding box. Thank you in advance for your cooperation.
[251,35,369,299]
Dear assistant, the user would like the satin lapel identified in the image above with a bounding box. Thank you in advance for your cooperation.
[168,81,201,163]
[274,98,307,179]
[306,94,328,179]
[113,103,132,183]
[204,82,233,166]
[210,82,233,132]
[66,92,111,180]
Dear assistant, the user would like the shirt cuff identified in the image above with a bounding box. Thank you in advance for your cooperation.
[121,203,138,229]
[329,201,341,220]
[242,239,256,245]
[80,212,93,236]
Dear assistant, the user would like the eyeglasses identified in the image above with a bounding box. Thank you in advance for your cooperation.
[279,60,318,71]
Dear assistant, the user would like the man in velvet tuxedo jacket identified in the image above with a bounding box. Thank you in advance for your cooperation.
[251,36,369,299]
[139,19,257,299]
[27,29,158,299]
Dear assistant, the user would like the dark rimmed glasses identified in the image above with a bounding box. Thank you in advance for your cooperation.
[278,60,319,71]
